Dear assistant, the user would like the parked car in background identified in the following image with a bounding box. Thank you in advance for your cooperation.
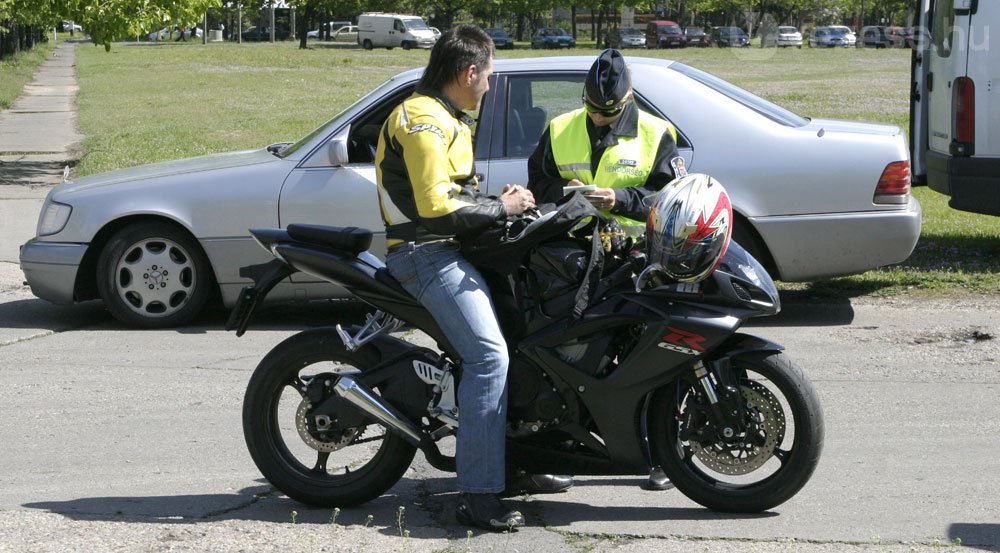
[430,27,441,39]
[19,56,920,328]
[831,25,857,46]
[241,26,289,41]
[170,27,203,40]
[485,27,515,49]
[329,25,358,43]
[809,26,853,47]
[771,26,803,47]
[645,20,685,48]
[607,27,646,49]
[59,20,83,33]
[530,27,575,49]
[711,26,750,47]
[859,25,892,48]
[683,26,710,47]
[307,20,351,39]
[886,26,908,47]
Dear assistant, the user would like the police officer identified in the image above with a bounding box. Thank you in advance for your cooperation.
[528,48,680,491]
[375,25,571,531]
[527,48,686,237]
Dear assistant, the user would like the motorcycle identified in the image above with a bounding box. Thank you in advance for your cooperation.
[227,214,824,513]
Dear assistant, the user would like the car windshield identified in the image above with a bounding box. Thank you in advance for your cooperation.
[544,28,568,36]
[405,19,429,31]
[662,25,681,35]
[623,28,643,36]
[487,29,507,37]
[685,27,705,36]
[778,26,797,33]
[830,27,849,36]
[670,62,807,127]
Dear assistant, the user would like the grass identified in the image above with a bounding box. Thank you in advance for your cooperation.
[0,39,58,110]
[68,41,999,297]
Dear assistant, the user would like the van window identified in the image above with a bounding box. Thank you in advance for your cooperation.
[394,20,405,32]
[932,0,954,57]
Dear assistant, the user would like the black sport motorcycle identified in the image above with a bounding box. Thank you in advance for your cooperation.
[227,220,823,513]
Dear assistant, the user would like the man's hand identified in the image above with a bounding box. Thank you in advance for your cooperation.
[501,184,536,216]
[585,187,616,210]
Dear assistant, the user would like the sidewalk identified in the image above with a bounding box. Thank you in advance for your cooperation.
[0,41,83,188]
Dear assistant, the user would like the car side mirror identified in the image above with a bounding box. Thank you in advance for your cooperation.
[328,135,349,167]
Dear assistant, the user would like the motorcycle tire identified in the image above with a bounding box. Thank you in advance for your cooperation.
[649,351,824,512]
[243,328,417,507]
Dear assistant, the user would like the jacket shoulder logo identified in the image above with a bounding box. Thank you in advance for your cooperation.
[408,123,446,141]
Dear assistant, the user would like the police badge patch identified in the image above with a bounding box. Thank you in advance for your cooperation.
[670,156,688,177]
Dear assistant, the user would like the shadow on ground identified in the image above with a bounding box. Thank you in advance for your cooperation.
[0,160,67,187]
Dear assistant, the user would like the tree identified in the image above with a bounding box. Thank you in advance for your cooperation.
[59,0,220,51]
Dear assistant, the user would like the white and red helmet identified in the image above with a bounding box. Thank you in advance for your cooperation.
[646,174,733,282]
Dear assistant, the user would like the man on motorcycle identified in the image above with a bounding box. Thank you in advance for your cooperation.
[374,25,570,530]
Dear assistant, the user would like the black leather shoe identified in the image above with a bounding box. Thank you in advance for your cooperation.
[504,472,574,496]
[456,493,525,531]
[641,466,675,491]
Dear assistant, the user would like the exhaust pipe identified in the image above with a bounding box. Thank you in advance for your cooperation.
[333,376,425,447]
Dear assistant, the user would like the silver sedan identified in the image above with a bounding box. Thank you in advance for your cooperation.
[19,56,921,327]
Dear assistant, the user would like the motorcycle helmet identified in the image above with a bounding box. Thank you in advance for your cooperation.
[646,173,733,282]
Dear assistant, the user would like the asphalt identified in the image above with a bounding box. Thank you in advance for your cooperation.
[1,42,999,553]
[0,41,84,188]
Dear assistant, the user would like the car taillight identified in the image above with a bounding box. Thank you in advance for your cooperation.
[874,160,911,204]
[951,76,975,156]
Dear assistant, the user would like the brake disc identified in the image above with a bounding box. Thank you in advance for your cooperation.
[295,398,361,453]
[689,380,785,475]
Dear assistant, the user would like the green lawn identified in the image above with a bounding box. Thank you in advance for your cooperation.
[70,41,1000,297]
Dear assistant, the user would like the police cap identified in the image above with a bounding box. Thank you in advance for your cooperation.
[584,49,631,110]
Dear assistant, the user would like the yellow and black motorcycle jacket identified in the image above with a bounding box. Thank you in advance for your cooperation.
[375,89,506,249]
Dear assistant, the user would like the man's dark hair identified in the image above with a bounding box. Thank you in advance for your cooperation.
[419,25,494,92]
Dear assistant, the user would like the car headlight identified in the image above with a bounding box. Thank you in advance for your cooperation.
[38,201,72,236]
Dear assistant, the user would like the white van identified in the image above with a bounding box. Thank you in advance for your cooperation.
[911,0,1000,215]
[357,13,437,50]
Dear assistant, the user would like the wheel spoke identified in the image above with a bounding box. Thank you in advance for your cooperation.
[289,377,307,397]
[773,447,791,464]
[313,451,330,472]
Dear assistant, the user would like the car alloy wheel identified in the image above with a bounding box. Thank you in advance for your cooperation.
[97,222,213,328]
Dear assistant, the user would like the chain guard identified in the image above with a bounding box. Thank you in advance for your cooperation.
[689,380,785,475]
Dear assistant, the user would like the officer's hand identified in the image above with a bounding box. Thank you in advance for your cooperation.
[585,187,616,210]
[567,178,586,187]
[501,184,536,216]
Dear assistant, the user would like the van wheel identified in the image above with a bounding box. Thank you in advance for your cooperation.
[402,41,412,50]
[362,39,373,50]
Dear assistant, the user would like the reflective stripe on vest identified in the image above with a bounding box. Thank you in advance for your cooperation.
[550,108,676,228]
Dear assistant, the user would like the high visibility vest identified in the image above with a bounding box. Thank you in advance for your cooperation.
[549,108,676,229]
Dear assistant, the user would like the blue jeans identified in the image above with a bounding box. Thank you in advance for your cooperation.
[385,240,509,493]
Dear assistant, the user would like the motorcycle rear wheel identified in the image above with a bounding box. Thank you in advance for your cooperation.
[649,351,824,512]
[243,328,417,507]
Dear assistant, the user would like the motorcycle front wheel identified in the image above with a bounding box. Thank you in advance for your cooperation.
[243,329,417,507]
[649,351,824,512]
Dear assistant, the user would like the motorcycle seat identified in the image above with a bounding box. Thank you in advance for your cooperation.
[286,224,372,255]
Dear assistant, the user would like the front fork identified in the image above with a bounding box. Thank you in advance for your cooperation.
[691,359,747,441]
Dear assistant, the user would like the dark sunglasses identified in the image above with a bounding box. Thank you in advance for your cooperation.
[582,95,625,117]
